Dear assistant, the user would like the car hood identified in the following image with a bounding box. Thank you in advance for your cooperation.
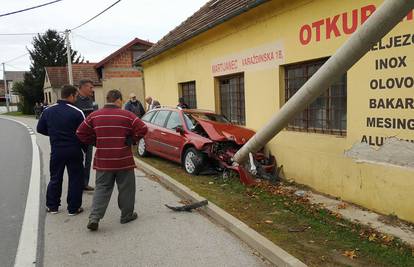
[195,119,255,145]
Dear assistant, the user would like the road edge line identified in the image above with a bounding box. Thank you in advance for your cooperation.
[2,118,41,267]
[135,157,307,267]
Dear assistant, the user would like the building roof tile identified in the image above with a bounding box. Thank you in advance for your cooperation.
[95,38,153,69]
[136,0,269,63]
[45,63,101,88]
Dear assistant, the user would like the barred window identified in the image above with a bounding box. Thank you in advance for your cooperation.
[180,81,197,109]
[285,59,347,135]
[219,74,245,125]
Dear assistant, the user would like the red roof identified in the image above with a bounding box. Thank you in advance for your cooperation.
[95,38,153,69]
[45,63,101,88]
[137,0,269,63]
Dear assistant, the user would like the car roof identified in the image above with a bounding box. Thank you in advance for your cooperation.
[150,107,216,114]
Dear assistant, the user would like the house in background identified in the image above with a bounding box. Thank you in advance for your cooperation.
[0,71,26,104]
[94,38,152,106]
[43,63,102,105]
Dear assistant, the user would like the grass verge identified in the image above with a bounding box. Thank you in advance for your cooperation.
[138,155,414,267]
[3,111,27,116]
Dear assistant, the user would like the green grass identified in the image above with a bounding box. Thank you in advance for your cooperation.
[2,111,36,118]
[138,155,414,267]
[3,111,25,116]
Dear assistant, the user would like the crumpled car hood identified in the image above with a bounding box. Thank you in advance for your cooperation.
[195,119,255,145]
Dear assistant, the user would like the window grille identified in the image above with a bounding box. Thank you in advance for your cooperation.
[219,74,245,125]
[285,59,347,135]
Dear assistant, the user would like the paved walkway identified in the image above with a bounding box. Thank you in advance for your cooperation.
[13,116,269,267]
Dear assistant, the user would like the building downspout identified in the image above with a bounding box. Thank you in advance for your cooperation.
[233,0,414,164]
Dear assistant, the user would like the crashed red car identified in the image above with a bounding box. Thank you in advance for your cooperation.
[137,107,276,184]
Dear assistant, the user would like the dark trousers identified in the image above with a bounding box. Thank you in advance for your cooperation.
[89,170,135,222]
[83,145,93,186]
[46,146,84,213]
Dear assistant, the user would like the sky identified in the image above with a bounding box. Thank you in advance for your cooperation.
[0,0,208,79]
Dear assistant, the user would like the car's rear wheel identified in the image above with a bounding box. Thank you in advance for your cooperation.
[137,138,148,157]
[183,147,204,175]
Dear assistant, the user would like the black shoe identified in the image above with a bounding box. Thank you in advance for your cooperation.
[120,212,138,224]
[68,207,84,216]
[46,207,59,214]
[87,220,99,231]
[84,185,94,191]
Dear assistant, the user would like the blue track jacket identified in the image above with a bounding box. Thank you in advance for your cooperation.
[37,100,85,148]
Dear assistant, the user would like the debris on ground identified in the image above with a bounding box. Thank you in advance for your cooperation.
[342,250,357,259]
[165,200,208,212]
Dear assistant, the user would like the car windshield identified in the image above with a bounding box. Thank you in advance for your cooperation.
[183,112,229,129]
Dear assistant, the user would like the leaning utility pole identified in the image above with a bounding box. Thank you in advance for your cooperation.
[65,29,73,85]
[233,0,414,164]
[2,62,10,113]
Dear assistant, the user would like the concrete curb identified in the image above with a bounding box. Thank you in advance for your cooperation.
[135,157,307,267]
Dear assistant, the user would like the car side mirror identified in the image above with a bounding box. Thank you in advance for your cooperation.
[175,125,184,135]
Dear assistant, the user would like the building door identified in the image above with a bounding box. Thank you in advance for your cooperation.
[219,74,245,125]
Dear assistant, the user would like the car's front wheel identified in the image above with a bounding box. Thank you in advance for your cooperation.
[137,138,148,157]
[183,147,204,175]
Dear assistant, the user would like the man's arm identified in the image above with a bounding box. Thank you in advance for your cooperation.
[131,117,148,142]
[36,110,48,136]
[76,115,96,145]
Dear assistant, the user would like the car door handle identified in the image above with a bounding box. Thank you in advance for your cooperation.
[160,132,167,136]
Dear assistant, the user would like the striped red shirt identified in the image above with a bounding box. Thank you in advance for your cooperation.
[76,104,147,171]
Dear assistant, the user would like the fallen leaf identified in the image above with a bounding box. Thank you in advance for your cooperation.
[343,250,357,259]
[381,234,394,243]
[337,202,348,209]
[369,233,377,241]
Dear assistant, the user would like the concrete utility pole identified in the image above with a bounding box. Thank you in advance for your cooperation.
[233,0,414,164]
[2,62,10,113]
[65,29,73,85]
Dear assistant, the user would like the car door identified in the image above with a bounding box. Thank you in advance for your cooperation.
[149,110,171,155]
[159,111,186,162]
[140,110,157,153]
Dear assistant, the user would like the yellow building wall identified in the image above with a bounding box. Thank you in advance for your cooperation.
[142,0,414,222]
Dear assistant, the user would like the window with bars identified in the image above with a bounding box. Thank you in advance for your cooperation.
[219,74,245,125]
[180,81,197,109]
[284,59,347,135]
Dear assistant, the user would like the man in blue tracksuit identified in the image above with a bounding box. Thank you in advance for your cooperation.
[37,85,85,215]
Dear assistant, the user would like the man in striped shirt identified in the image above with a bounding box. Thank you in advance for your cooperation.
[77,89,147,231]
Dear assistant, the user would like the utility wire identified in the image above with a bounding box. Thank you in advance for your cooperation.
[5,63,27,71]
[4,52,30,63]
[0,32,40,36]
[71,0,121,31]
[0,0,63,18]
[72,33,121,47]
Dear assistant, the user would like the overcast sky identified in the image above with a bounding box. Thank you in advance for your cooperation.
[0,0,208,79]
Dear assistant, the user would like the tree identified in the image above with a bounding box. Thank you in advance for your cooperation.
[18,29,82,114]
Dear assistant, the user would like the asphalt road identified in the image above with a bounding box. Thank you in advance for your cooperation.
[14,116,270,266]
[0,118,32,267]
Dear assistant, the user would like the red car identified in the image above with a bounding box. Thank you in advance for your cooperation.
[138,107,276,183]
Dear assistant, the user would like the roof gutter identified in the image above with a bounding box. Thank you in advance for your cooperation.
[136,0,270,65]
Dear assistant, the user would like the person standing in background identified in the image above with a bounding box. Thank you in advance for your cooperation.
[124,93,145,118]
[74,79,97,191]
[144,96,160,111]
